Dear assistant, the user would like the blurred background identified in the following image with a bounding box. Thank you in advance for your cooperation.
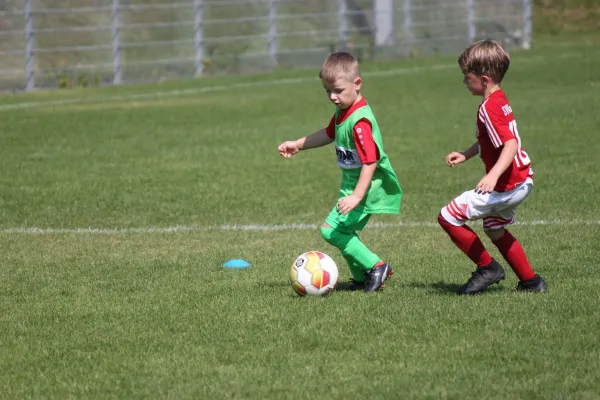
[0,0,596,91]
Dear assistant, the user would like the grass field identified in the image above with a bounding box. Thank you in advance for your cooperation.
[1,41,600,399]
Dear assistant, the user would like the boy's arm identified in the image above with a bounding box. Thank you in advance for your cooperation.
[337,162,376,215]
[446,142,479,167]
[278,128,334,158]
[296,128,334,150]
[278,116,336,158]
[475,139,517,194]
[461,142,480,160]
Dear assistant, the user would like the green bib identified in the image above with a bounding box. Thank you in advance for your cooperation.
[334,103,402,214]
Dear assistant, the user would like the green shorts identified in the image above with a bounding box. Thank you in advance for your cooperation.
[324,206,372,234]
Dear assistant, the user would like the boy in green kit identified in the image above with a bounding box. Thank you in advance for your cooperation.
[277,52,402,293]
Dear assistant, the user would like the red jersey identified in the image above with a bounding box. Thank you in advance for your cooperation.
[477,90,533,192]
[325,98,380,164]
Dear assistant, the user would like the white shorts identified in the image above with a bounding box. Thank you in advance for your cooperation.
[441,178,533,231]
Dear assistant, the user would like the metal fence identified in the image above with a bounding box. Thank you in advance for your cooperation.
[0,0,531,91]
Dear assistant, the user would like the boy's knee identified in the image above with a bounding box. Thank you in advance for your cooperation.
[320,225,349,249]
[320,225,336,244]
[438,212,456,229]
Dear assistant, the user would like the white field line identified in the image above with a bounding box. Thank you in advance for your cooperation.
[1,219,598,235]
[0,65,452,112]
[0,52,577,113]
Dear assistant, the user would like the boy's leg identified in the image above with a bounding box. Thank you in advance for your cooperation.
[321,207,392,292]
[439,190,505,294]
[483,182,546,292]
[438,192,493,267]
[322,206,379,268]
[342,254,366,282]
[437,213,493,267]
[485,225,535,282]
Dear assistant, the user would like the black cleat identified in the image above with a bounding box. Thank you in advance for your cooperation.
[457,259,505,295]
[516,274,547,293]
[364,264,394,293]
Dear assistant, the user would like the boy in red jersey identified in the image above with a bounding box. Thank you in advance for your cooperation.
[438,40,547,294]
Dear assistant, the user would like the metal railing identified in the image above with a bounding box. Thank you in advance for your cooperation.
[0,0,531,91]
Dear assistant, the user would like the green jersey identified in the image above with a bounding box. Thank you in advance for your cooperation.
[333,102,402,214]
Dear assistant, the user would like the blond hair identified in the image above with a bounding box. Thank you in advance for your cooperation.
[319,52,360,83]
[458,40,510,83]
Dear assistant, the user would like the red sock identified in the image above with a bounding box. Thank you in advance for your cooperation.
[438,213,493,267]
[492,230,535,282]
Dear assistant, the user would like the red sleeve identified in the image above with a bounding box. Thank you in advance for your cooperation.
[325,115,336,139]
[480,100,515,149]
[352,119,379,164]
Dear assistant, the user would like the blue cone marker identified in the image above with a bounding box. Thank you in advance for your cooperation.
[223,259,251,269]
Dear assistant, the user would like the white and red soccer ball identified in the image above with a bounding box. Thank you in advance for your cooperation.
[289,251,339,296]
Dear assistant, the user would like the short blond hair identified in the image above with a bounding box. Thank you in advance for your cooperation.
[458,40,510,83]
[319,52,360,83]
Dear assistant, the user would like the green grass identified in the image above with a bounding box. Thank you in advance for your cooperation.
[1,43,600,399]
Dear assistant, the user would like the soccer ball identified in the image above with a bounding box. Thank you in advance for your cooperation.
[289,251,339,296]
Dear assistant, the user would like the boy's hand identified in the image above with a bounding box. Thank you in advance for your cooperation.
[446,152,466,167]
[278,141,300,158]
[475,174,498,194]
[337,194,362,216]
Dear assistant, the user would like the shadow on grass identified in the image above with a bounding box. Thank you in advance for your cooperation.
[335,281,364,292]
[264,280,366,292]
[404,281,507,296]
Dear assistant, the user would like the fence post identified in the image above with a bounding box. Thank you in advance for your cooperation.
[374,0,394,47]
[112,0,122,84]
[24,0,35,90]
[466,0,475,44]
[403,0,412,58]
[522,0,532,49]
[338,0,347,50]
[194,0,204,75]
[268,0,277,64]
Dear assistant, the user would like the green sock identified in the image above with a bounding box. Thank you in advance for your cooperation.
[342,255,366,282]
[321,226,381,272]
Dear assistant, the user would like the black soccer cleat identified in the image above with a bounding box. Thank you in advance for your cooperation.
[457,259,505,295]
[516,274,547,293]
[364,264,394,293]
